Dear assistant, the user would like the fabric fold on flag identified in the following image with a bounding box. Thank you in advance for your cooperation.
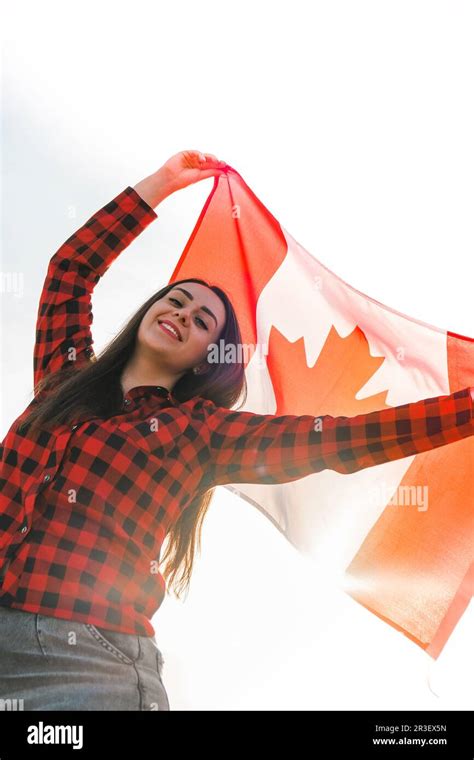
[170,165,473,659]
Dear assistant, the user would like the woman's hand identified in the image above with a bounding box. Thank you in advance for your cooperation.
[159,150,227,191]
[133,150,228,209]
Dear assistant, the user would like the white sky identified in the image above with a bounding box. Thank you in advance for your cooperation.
[1,0,473,710]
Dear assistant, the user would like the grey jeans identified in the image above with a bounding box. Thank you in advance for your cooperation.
[0,605,170,711]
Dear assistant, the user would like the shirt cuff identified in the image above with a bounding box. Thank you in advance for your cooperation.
[126,186,159,219]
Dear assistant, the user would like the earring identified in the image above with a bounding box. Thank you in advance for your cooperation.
[192,366,201,374]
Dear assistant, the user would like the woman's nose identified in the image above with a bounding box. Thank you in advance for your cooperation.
[173,310,188,323]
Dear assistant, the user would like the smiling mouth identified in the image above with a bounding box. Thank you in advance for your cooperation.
[157,321,181,341]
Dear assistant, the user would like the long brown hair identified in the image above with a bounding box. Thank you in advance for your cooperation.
[22,277,248,600]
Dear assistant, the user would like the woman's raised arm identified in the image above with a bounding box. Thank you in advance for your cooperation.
[33,150,226,391]
[33,186,158,390]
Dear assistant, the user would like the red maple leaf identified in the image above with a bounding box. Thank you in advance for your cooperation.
[266,324,390,417]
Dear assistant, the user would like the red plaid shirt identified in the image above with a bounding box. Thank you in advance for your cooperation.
[0,186,473,636]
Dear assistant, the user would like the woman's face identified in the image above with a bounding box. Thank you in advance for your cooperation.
[137,282,227,375]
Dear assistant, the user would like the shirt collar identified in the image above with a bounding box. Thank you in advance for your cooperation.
[123,385,175,403]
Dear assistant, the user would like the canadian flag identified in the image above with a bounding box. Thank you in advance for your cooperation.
[170,165,473,659]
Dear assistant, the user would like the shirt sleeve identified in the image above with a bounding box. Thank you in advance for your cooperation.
[195,386,474,488]
[33,186,157,390]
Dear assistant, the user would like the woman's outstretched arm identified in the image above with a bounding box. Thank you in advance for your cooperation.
[195,387,474,488]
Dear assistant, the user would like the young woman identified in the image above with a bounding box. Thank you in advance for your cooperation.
[0,150,473,711]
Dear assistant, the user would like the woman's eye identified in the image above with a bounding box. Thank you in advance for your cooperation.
[169,297,181,306]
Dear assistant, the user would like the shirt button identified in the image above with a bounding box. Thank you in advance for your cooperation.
[43,474,51,482]
[20,525,28,534]
[71,424,78,431]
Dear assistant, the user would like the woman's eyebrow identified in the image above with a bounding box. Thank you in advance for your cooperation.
[171,287,218,327]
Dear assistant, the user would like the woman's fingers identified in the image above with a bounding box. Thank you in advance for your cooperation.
[198,151,227,166]
[199,152,217,162]
[194,169,227,181]
[181,150,226,170]
[170,150,228,187]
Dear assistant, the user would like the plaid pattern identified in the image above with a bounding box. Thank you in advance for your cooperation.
[0,186,472,636]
